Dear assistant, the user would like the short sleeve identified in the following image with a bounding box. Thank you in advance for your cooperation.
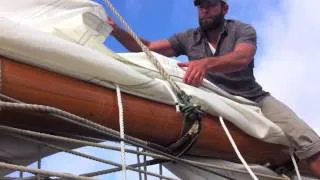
[236,23,257,47]
[168,31,188,56]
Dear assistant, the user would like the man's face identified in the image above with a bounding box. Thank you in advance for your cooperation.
[198,1,227,31]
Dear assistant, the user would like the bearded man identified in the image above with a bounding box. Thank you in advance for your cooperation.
[106,0,320,177]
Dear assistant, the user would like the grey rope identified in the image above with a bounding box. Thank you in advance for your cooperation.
[80,159,178,180]
[1,125,287,180]
[37,143,42,180]
[0,125,153,157]
[0,96,289,180]
[0,126,172,180]
[0,100,234,180]
[0,93,23,102]
[2,176,43,180]
[0,97,168,154]
[159,162,163,180]
[143,148,148,180]
[7,133,174,180]
[137,147,143,180]
[0,100,290,180]
[0,125,287,180]
[0,162,96,180]
[0,100,147,146]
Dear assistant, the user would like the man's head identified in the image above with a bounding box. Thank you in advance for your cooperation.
[194,0,229,32]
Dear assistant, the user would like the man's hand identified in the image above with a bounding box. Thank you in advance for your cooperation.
[178,59,209,87]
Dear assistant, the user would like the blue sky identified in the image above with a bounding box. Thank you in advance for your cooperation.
[8,0,320,179]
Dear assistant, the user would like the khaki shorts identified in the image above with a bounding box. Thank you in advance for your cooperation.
[256,95,320,160]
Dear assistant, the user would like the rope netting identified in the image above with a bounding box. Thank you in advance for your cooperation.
[0,93,288,180]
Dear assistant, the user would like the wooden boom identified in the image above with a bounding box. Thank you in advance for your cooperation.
[0,56,292,167]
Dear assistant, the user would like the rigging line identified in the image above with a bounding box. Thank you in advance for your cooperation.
[0,126,171,180]
[137,147,143,180]
[143,148,148,180]
[7,133,173,180]
[80,159,178,180]
[0,125,153,157]
[0,101,234,180]
[0,100,150,147]
[0,162,95,180]
[0,125,287,180]
[0,97,154,147]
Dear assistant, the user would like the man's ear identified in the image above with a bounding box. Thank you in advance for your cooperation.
[222,3,229,15]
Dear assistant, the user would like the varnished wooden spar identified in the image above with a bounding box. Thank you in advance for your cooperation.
[0,56,289,165]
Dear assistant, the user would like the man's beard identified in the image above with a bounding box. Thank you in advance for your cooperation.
[199,13,225,32]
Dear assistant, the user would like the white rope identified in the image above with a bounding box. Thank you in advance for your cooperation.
[290,150,301,180]
[116,84,127,180]
[219,116,259,180]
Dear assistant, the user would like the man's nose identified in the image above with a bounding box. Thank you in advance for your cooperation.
[199,8,209,14]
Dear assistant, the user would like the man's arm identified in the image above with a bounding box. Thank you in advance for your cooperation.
[201,43,256,73]
[178,43,256,86]
[178,22,258,87]
[107,17,176,57]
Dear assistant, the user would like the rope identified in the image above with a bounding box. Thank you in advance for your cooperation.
[0,124,287,180]
[0,93,289,180]
[137,147,143,180]
[0,100,234,179]
[290,150,301,180]
[0,125,151,157]
[103,0,182,98]
[143,149,148,180]
[0,162,96,180]
[7,133,173,179]
[219,116,259,180]
[116,84,127,180]
[80,159,178,180]
[37,143,42,180]
[0,100,147,146]
[0,95,290,180]
[0,59,2,104]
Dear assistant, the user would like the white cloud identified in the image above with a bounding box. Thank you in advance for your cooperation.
[254,0,320,129]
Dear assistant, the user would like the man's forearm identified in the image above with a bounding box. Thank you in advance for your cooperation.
[205,51,252,73]
[112,28,150,52]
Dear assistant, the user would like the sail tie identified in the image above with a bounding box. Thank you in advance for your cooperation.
[116,84,127,180]
[219,116,259,180]
[290,150,301,180]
